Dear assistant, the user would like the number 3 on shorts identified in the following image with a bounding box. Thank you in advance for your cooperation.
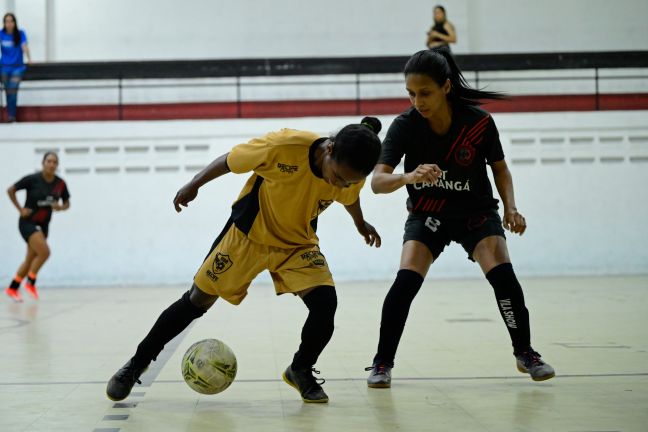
[425,216,441,232]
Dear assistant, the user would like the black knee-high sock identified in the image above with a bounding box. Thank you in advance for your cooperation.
[133,290,206,368]
[374,269,424,366]
[486,263,531,354]
[291,286,337,370]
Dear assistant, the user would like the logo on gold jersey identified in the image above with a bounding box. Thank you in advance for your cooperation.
[300,250,326,267]
[277,162,299,174]
[206,253,233,281]
[207,252,234,282]
[213,253,233,273]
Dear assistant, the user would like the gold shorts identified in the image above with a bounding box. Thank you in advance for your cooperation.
[194,223,334,305]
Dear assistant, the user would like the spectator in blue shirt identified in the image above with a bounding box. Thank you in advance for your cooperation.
[1,13,31,122]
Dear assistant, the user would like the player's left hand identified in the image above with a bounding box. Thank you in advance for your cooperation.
[356,220,381,247]
[174,182,199,212]
[503,208,526,235]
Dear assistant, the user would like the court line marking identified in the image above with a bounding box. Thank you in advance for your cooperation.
[137,324,194,387]
[96,321,195,431]
[102,415,129,421]
[2,372,646,386]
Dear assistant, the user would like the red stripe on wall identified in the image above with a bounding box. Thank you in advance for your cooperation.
[9,94,648,123]
[481,94,648,112]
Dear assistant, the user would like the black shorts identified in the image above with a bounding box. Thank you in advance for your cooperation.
[18,219,49,242]
[403,210,505,261]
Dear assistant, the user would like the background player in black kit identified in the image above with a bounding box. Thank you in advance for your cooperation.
[6,152,70,302]
[365,49,555,387]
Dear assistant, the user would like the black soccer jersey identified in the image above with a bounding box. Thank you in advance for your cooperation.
[380,105,504,217]
[14,173,70,225]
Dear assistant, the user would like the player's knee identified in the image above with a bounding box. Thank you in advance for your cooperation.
[473,236,508,264]
[39,246,51,260]
[188,283,218,311]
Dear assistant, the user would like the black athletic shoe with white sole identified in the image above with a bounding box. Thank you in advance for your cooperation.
[282,365,328,403]
[106,358,148,401]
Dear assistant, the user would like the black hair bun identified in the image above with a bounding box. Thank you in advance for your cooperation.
[360,116,382,134]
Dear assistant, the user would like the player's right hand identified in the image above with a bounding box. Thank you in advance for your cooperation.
[405,164,442,185]
[19,207,32,218]
[173,182,199,213]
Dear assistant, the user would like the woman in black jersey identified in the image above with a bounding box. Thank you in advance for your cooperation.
[426,5,456,51]
[365,49,555,387]
[5,152,70,302]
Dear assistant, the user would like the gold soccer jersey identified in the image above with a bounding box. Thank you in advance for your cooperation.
[226,129,364,248]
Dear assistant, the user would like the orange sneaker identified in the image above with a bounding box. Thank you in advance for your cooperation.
[24,283,39,300]
[5,287,23,302]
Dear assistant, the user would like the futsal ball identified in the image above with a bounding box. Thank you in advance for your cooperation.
[181,339,237,395]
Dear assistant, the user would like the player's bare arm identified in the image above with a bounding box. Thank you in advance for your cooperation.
[174,152,231,212]
[491,159,526,235]
[371,163,441,194]
[343,197,381,248]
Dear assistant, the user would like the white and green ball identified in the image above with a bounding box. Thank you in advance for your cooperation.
[181,339,237,395]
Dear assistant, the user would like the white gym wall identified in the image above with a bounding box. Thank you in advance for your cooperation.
[1,111,647,286]
[4,0,648,62]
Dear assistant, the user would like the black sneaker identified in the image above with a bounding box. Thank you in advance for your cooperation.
[106,358,148,401]
[515,349,555,381]
[282,365,328,403]
[365,362,392,388]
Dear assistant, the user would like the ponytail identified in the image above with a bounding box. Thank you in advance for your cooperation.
[404,48,505,106]
[359,116,382,134]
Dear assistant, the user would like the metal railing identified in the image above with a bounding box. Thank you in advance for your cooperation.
[2,51,647,120]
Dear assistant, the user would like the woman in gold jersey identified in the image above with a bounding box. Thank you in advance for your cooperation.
[107,117,383,404]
